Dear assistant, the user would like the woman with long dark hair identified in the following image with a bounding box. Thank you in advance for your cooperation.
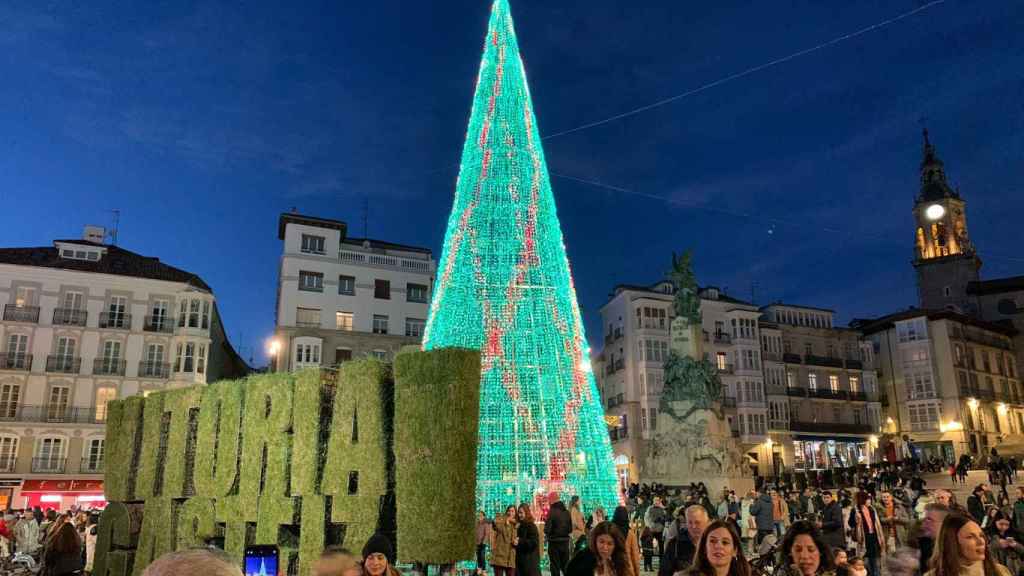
[514,504,541,576]
[42,521,83,576]
[684,520,751,576]
[778,520,834,576]
[565,522,632,576]
[848,491,884,576]
[925,514,1011,576]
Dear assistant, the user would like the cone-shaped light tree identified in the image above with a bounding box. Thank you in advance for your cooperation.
[423,0,621,514]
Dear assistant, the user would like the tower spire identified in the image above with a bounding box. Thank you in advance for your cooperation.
[918,127,956,201]
[423,0,620,513]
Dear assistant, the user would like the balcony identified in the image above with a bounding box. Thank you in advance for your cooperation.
[143,315,175,333]
[811,388,848,400]
[804,355,845,368]
[31,457,67,474]
[52,308,88,326]
[98,312,132,329]
[964,331,1012,351]
[637,320,666,332]
[783,353,802,364]
[338,249,433,273]
[1,353,31,371]
[0,405,105,425]
[766,382,788,396]
[713,332,732,344]
[723,395,737,408]
[93,357,126,376]
[0,456,15,473]
[977,389,996,401]
[80,458,104,474]
[786,386,807,398]
[717,364,735,375]
[138,361,171,379]
[790,420,873,435]
[3,305,39,323]
[849,391,869,402]
[769,420,790,431]
[763,352,782,363]
[845,359,863,370]
[46,355,81,374]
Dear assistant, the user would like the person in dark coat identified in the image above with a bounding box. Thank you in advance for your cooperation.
[514,504,542,576]
[659,505,709,576]
[967,485,987,524]
[566,522,634,576]
[748,489,775,546]
[546,501,573,576]
[818,490,846,553]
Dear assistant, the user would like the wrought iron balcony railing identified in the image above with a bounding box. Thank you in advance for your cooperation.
[3,305,39,323]
[52,308,87,326]
[1,353,31,371]
[46,355,81,374]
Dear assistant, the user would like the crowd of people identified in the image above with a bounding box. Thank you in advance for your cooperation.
[0,507,100,575]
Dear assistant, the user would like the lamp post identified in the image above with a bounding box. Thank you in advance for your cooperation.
[267,338,281,372]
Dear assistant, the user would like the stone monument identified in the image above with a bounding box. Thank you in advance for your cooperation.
[642,251,751,494]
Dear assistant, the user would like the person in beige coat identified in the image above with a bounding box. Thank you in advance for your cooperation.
[570,496,587,555]
[491,505,518,576]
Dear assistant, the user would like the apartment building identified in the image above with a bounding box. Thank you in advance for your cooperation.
[272,213,436,371]
[859,309,1021,462]
[0,226,248,509]
[759,304,882,474]
[595,282,767,486]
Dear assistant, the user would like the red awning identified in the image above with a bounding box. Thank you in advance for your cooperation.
[21,479,104,493]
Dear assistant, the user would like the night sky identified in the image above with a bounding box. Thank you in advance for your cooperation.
[2,1,1022,364]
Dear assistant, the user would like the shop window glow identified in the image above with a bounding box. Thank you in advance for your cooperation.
[423,0,620,515]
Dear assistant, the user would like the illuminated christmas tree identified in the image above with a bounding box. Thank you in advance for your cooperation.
[423,0,620,515]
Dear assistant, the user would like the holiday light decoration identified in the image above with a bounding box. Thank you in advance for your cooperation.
[423,0,620,515]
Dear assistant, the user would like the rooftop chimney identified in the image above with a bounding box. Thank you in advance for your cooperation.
[83,225,106,244]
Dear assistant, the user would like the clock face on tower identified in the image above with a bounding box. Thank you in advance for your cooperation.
[926,204,946,220]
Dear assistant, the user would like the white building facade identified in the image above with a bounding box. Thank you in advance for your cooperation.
[273,213,436,370]
[0,227,247,510]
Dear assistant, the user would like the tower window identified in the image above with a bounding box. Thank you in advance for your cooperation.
[944,286,952,298]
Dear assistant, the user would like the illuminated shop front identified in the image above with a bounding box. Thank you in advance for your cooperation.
[793,438,868,470]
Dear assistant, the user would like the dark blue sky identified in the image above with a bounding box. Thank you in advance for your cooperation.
[2,1,1022,363]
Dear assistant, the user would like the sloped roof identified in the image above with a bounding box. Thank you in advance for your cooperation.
[0,243,211,291]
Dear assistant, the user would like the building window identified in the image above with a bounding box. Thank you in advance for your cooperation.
[850,376,859,392]
[197,344,206,374]
[786,370,795,388]
[716,352,728,371]
[34,437,66,472]
[295,343,321,366]
[373,315,389,335]
[299,271,324,292]
[407,284,429,303]
[0,383,21,419]
[183,343,195,373]
[829,374,839,392]
[335,311,353,331]
[95,387,117,422]
[338,275,356,295]
[374,279,391,300]
[370,350,387,360]
[85,438,105,472]
[405,318,426,338]
[202,301,210,330]
[908,402,941,431]
[335,348,352,365]
[47,386,70,420]
[650,408,658,431]
[301,234,326,254]
[833,406,841,422]
[0,436,18,471]
[296,307,321,328]
[641,408,648,430]
[808,373,818,390]
[896,318,927,342]
[804,343,813,357]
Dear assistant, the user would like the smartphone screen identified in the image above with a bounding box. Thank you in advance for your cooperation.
[244,545,279,576]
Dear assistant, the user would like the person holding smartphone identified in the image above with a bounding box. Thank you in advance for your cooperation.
[988,511,1024,575]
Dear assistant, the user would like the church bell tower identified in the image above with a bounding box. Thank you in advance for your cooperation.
[912,129,981,313]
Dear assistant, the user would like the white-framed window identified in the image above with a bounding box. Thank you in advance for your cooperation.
[197,344,206,375]
[716,352,728,371]
[335,312,353,331]
[56,336,76,359]
[407,283,429,303]
[47,386,70,420]
[294,338,322,369]
[107,295,128,328]
[908,402,941,431]
[829,374,839,392]
[650,408,658,431]
[146,343,165,363]
[301,234,326,254]
[896,318,928,342]
[373,315,389,335]
[405,318,426,338]
[808,373,818,390]
[84,438,105,472]
[62,290,84,310]
[299,271,324,292]
[14,286,36,308]
[5,333,29,369]
[34,437,67,472]
[202,301,210,329]
[95,387,117,422]
[296,307,321,328]
[338,275,356,296]
[0,383,21,419]
[850,375,859,392]
[102,340,122,362]
[370,350,387,360]
[189,300,201,328]
[0,435,18,471]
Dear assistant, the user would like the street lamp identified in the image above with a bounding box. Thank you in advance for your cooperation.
[266,338,281,371]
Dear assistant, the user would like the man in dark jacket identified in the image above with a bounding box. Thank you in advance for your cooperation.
[818,490,846,553]
[545,501,573,576]
[916,502,949,575]
[748,489,775,546]
[659,505,708,576]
